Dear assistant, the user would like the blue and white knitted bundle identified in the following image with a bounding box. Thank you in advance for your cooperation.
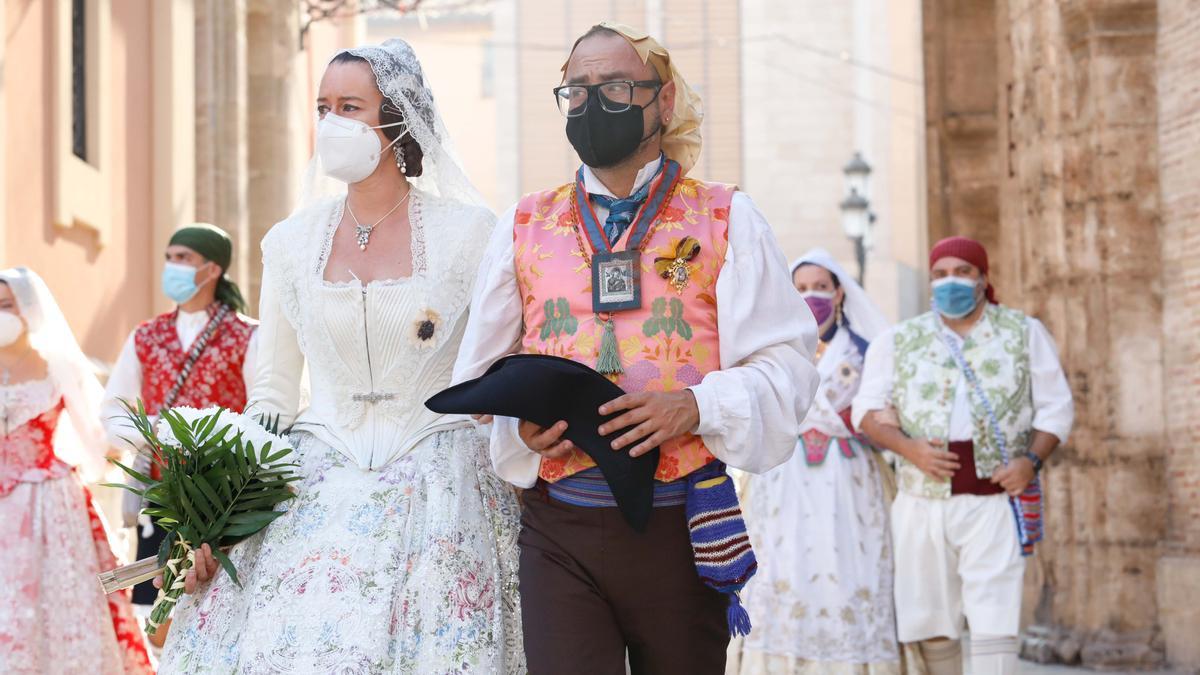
[685,462,757,636]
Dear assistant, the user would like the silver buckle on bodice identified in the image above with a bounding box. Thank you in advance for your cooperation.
[352,392,396,404]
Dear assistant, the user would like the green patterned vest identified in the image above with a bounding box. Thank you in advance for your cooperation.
[892,304,1033,498]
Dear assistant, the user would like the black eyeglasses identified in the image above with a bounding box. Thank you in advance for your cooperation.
[552,80,662,118]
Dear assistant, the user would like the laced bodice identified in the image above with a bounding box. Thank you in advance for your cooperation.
[0,377,69,496]
[252,190,493,470]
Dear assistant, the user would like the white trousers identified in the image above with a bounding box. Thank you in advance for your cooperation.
[892,493,1025,642]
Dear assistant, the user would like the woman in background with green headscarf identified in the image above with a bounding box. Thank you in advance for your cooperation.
[99,222,259,645]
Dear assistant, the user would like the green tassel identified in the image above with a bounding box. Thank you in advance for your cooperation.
[597,317,623,375]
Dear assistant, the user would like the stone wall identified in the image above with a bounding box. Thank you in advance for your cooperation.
[1156,0,1200,669]
[922,0,1200,670]
[1006,2,1165,669]
[922,0,1002,263]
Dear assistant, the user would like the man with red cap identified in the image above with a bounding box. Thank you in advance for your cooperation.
[852,236,1074,675]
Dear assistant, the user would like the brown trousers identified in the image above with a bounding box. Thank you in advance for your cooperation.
[519,487,730,675]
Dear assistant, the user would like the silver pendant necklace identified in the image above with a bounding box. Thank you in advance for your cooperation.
[347,188,412,251]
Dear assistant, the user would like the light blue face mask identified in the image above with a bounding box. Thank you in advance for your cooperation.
[931,276,980,319]
[162,262,201,304]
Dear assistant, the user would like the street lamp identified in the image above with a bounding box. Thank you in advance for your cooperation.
[839,152,873,284]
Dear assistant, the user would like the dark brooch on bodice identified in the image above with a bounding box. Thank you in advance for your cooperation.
[417,320,436,341]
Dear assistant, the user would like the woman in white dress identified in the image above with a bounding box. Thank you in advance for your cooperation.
[157,40,523,674]
[0,267,153,674]
[730,249,899,674]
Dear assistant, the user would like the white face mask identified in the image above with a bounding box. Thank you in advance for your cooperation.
[0,312,25,348]
[316,112,407,184]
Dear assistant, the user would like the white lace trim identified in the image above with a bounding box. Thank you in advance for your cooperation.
[0,377,59,432]
[410,189,428,276]
[314,198,345,280]
[315,192,428,287]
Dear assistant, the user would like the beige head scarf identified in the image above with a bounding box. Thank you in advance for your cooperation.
[561,21,704,175]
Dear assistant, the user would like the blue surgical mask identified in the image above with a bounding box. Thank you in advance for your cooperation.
[162,262,201,304]
[932,277,980,319]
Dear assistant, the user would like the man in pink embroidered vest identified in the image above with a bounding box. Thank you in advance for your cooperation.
[100,223,257,641]
[454,22,820,674]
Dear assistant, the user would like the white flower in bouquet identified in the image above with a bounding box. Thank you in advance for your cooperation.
[154,406,293,461]
[102,401,300,635]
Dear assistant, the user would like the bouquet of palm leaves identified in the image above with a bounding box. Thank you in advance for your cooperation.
[99,402,300,635]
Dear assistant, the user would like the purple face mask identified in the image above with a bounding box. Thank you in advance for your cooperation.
[801,292,836,326]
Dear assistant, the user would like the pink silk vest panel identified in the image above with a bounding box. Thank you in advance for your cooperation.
[513,177,734,483]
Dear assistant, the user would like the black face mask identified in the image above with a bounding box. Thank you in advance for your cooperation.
[566,89,659,168]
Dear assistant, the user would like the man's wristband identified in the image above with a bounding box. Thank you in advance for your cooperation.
[1024,450,1044,473]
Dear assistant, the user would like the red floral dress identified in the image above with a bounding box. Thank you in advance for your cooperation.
[0,378,154,674]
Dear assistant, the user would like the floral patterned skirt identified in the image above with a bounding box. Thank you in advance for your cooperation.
[0,474,153,674]
[734,436,899,670]
[159,427,524,674]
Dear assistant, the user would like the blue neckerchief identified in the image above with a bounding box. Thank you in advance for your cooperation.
[588,160,664,246]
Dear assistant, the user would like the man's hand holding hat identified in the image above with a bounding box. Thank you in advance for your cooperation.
[598,390,699,458]
[518,420,576,460]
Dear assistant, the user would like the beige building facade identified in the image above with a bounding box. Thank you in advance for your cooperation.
[0,0,359,364]
[740,0,926,322]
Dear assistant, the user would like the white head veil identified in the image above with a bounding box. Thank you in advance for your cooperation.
[0,268,109,480]
[790,248,890,342]
[297,38,488,212]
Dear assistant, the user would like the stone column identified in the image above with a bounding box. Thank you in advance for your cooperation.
[921,0,1002,260]
[152,0,197,315]
[245,0,300,313]
[1155,0,1200,670]
[194,0,250,306]
[1004,2,1164,669]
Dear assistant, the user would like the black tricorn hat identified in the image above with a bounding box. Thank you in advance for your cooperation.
[425,354,658,531]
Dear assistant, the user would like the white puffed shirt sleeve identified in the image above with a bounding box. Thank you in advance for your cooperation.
[851,327,897,433]
[687,192,820,474]
[100,331,146,452]
[1027,317,1074,444]
[450,206,542,487]
[244,268,305,429]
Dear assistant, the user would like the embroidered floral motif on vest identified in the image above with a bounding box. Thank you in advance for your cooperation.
[514,177,734,482]
[134,307,255,415]
[891,305,1033,498]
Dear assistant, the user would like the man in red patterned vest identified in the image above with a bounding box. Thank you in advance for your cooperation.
[101,223,257,643]
[454,22,820,674]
